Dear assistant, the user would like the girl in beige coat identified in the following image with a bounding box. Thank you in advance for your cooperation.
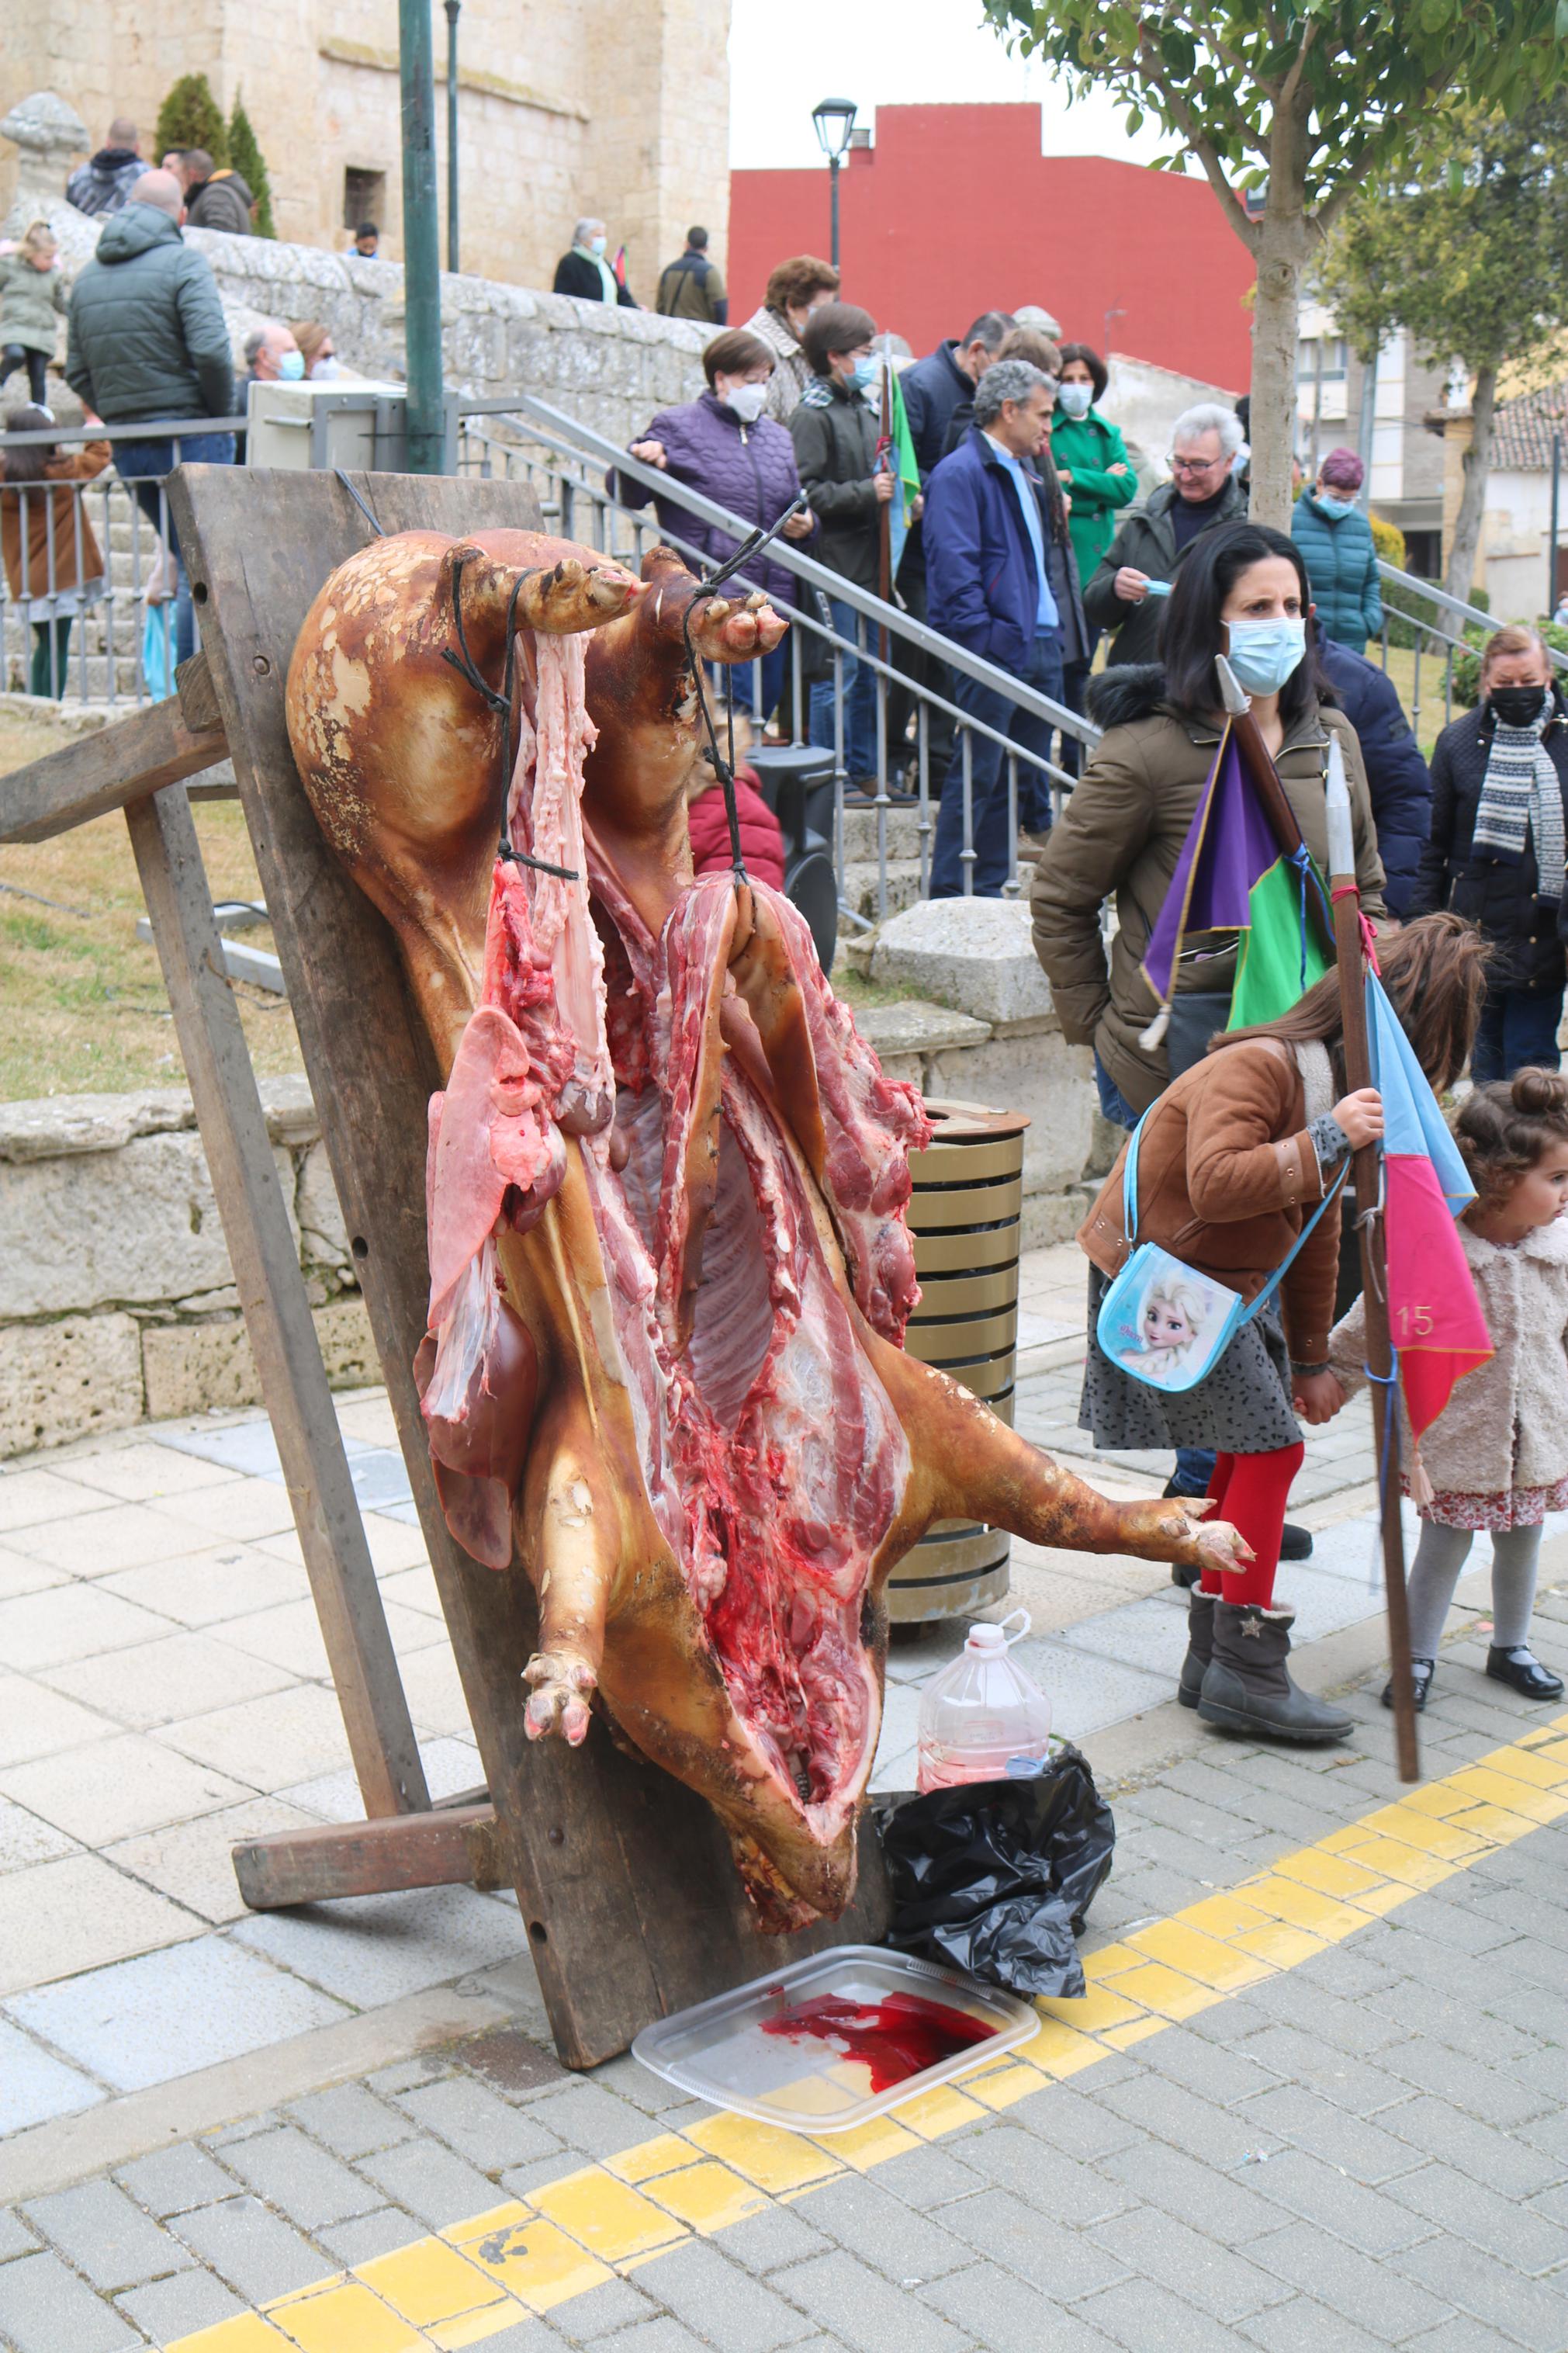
[1325,1068,1568,1708]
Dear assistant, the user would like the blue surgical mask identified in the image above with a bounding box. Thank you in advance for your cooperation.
[589,234,607,258]
[1225,618,1307,697]
[1317,490,1357,511]
[278,350,306,382]
[1057,382,1093,419]
[847,355,879,392]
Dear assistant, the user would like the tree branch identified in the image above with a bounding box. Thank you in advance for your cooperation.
[1277,16,1318,114]
[1135,38,1261,251]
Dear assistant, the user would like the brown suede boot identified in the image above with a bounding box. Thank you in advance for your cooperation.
[1197,1602,1354,1744]
[1179,1589,1215,1709]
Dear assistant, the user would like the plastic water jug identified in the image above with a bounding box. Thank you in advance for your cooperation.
[916,1610,1053,1791]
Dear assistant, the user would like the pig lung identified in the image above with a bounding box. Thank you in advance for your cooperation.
[285,527,1231,1928]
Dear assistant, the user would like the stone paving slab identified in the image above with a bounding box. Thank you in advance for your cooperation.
[0,1693,1565,2348]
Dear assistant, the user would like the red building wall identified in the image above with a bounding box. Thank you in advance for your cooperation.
[729,105,1255,391]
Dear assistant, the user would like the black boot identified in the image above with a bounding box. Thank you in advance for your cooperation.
[1380,1656,1435,1711]
[1179,1589,1215,1708]
[1279,1522,1314,1562]
[1198,1602,1354,1744]
[1486,1645,1566,1700]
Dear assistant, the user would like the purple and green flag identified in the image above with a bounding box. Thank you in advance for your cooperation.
[1140,721,1327,1038]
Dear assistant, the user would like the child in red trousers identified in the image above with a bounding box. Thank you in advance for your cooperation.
[1078,914,1487,1743]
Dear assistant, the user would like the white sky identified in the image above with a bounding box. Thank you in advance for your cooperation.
[727,0,1182,172]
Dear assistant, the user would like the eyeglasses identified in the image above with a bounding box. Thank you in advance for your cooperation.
[1167,453,1225,475]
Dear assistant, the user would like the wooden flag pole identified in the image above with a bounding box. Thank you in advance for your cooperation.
[1323,735,1420,1783]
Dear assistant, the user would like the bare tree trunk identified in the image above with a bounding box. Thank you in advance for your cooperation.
[1445,365,1498,620]
[1248,229,1303,532]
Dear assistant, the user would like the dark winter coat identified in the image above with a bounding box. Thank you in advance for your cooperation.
[185,171,254,236]
[895,340,974,586]
[0,254,68,354]
[924,425,1072,672]
[612,391,812,612]
[1031,662,1385,1113]
[1408,686,1568,993]
[655,251,726,325]
[64,147,144,218]
[552,249,637,307]
[687,771,786,889]
[926,428,1085,673]
[65,203,234,424]
[1048,407,1138,584]
[788,376,881,594]
[1317,639,1431,917]
[1082,475,1249,667]
[1291,490,1383,650]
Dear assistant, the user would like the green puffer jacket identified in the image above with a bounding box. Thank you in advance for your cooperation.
[0,255,68,355]
[1049,407,1137,585]
[1290,490,1383,650]
[65,204,234,424]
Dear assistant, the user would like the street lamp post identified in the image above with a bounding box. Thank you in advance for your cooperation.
[444,0,461,275]
[811,97,857,272]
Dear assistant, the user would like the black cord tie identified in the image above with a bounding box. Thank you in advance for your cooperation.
[334,470,386,538]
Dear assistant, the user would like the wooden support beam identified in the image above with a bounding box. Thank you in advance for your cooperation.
[126,780,430,1820]
[0,657,227,846]
[234,1805,502,1910]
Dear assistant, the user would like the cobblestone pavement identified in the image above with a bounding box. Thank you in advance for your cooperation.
[5,1247,1566,2346]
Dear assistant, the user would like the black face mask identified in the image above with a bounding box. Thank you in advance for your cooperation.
[1489,684,1549,729]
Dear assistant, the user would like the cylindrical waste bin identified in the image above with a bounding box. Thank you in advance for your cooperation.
[891,1100,1029,1624]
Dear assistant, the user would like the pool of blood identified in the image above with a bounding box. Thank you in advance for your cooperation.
[757,1991,997,2091]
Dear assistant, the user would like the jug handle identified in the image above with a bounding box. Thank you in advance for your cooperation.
[997,1607,1031,1646]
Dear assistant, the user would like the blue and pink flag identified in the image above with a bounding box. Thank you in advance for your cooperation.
[1366,970,1492,1437]
[1141,723,1327,1033]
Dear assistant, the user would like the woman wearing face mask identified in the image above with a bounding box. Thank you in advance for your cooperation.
[739,255,841,424]
[291,321,343,383]
[788,302,897,799]
[615,329,816,726]
[1409,626,1568,1080]
[552,218,639,309]
[1032,520,1386,1122]
[1289,446,1383,653]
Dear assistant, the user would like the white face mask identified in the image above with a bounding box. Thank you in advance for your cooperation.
[311,356,341,381]
[589,234,607,258]
[722,381,768,424]
[1057,382,1094,418]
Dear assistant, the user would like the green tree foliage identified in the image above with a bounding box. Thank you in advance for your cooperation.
[979,0,1564,530]
[154,74,228,171]
[1317,97,1568,611]
[227,92,275,238]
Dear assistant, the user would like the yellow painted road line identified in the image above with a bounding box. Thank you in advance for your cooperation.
[167,1717,1568,2352]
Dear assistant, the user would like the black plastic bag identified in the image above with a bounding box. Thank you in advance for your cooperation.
[872,1745,1115,1998]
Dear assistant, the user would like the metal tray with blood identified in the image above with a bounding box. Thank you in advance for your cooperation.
[630,1945,1039,2129]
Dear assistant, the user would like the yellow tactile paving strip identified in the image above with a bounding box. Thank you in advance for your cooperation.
[168,1719,1568,2352]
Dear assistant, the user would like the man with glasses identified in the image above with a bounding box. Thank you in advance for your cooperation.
[1082,404,1247,668]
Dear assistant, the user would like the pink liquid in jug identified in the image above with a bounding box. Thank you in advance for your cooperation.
[916,1612,1052,1792]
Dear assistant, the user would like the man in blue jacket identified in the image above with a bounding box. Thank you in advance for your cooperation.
[1316,634,1431,915]
[923,359,1061,896]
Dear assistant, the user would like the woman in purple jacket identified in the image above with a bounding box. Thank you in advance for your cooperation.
[618,329,816,725]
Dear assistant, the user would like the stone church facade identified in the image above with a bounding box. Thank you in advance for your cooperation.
[0,0,731,297]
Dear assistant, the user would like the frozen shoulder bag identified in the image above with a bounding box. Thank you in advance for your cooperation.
[1096,1111,1346,1395]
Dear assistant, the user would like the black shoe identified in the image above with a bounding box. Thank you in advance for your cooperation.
[1163,1477,1207,1587]
[1486,1645,1566,1700]
[1381,1656,1435,1712]
[1279,1522,1313,1562]
[1198,1603,1355,1744]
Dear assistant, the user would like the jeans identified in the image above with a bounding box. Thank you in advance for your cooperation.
[929,628,1064,897]
[714,643,787,731]
[808,596,879,781]
[1470,979,1565,1083]
[1,345,48,405]
[30,617,72,697]
[1093,1056,1214,1495]
[112,431,237,667]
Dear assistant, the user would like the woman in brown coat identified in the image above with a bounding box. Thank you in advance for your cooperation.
[1078,916,1488,1743]
[0,403,111,696]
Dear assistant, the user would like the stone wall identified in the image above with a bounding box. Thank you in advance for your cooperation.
[0,1079,374,1457]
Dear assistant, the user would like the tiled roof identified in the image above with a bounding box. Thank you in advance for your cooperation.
[1490,379,1568,470]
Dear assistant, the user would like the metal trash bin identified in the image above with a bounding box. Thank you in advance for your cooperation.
[891,1099,1030,1624]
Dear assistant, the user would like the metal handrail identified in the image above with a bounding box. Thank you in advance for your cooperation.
[1375,557,1568,672]
[0,416,248,446]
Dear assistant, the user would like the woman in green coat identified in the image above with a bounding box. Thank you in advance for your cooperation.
[1050,341,1137,772]
[1290,445,1383,654]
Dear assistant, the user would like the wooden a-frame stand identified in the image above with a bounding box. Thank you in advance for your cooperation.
[0,465,888,2069]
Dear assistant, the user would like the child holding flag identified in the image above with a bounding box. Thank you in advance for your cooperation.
[1324,1069,1568,1709]
[1078,915,1488,1743]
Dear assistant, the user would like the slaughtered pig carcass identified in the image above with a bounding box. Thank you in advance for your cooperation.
[285,529,1245,1928]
